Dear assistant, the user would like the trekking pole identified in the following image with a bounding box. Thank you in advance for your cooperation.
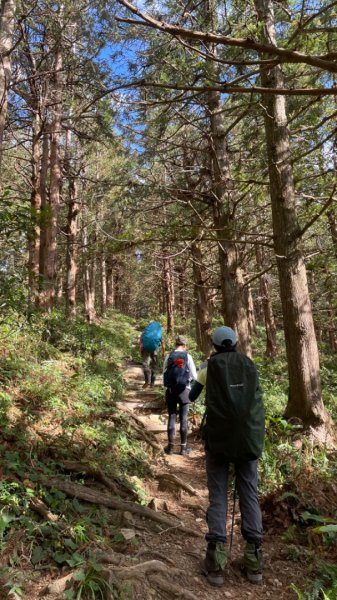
[229,479,237,560]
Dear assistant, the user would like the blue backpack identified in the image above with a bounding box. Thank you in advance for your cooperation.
[141,321,162,352]
[164,351,190,394]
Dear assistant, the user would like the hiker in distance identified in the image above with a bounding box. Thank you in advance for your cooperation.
[189,326,265,587]
[163,335,197,456]
[139,321,164,389]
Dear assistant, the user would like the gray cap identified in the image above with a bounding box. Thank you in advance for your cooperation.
[175,335,187,346]
[212,326,237,347]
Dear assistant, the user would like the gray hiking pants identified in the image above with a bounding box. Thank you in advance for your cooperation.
[141,350,158,384]
[205,450,263,545]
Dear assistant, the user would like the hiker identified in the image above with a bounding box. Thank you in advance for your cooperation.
[139,321,164,389]
[163,335,197,456]
[189,326,264,587]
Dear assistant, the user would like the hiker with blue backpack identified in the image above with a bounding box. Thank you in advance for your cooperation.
[163,335,197,456]
[139,321,164,389]
[189,326,265,587]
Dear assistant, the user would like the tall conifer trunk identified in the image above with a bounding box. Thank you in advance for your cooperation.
[0,0,15,173]
[204,0,251,355]
[255,0,330,432]
[191,240,213,356]
[39,25,63,310]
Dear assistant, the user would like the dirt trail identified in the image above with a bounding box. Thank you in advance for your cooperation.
[119,362,302,600]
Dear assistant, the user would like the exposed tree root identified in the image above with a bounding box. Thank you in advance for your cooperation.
[61,460,129,497]
[117,406,161,451]
[156,473,200,496]
[40,477,203,537]
[41,559,194,599]
[107,560,196,599]
[29,497,59,522]
[149,574,196,600]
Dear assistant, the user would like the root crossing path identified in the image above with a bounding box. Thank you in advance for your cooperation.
[118,361,303,600]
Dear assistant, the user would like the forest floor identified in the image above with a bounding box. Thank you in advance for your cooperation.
[115,361,308,600]
[17,357,337,600]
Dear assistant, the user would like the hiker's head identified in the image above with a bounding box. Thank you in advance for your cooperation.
[212,326,237,351]
[175,335,187,348]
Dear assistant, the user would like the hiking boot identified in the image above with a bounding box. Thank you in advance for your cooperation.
[202,541,227,587]
[243,543,263,584]
[164,443,174,455]
[180,445,191,456]
[142,382,150,389]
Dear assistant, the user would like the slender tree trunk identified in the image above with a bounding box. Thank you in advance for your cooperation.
[246,285,256,336]
[65,177,79,318]
[39,38,63,310]
[176,265,186,322]
[191,241,213,356]
[255,0,330,431]
[256,245,277,357]
[39,128,49,281]
[83,227,96,323]
[106,257,115,308]
[100,253,107,315]
[28,114,42,307]
[0,0,16,173]
[162,252,175,334]
[64,128,79,318]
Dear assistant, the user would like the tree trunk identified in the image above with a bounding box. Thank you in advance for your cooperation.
[0,0,16,173]
[38,129,49,285]
[28,114,42,307]
[162,252,174,334]
[83,226,96,323]
[100,253,107,315]
[106,257,115,308]
[65,176,79,318]
[208,89,251,356]
[255,245,277,357]
[255,0,329,430]
[176,265,186,322]
[39,39,63,310]
[191,241,213,357]
[246,285,256,336]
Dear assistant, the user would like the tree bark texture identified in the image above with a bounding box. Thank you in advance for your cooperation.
[0,0,16,172]
[39,34,63,310]
[106,257,115,308]
[255,0,328,426]
[191,241,213,356]
[162,251,175,334]
[207,88,251,356]
[255,245,277,357]
[83,226,96,323]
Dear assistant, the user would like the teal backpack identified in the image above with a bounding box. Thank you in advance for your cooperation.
[204,351,265,460]
[141,321,162,352]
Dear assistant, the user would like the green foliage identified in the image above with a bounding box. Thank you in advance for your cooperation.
[64,560,118,599]
[0,309,151,594]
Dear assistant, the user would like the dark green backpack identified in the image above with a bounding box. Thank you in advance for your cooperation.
[204,351,264,460]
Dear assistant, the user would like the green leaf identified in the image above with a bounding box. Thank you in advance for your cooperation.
[73,569,86,582]
[31,545,47,564]
[301,511,336,524]
[53,551,71,564]
[312,524,337,534]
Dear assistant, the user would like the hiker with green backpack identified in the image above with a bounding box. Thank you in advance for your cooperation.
[139,321,164,389]
[189,326,265,588]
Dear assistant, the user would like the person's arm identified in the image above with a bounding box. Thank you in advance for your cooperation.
[189,362,207,402]
[187,355,198,381]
